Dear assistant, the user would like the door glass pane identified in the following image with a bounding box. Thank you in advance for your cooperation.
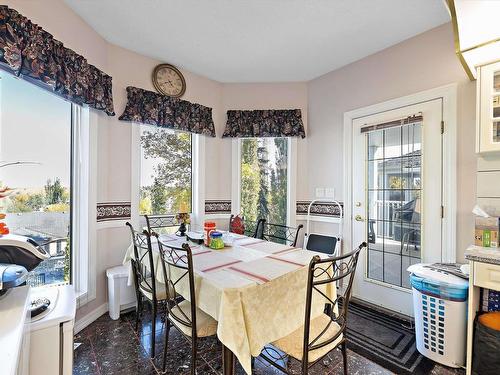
[366,122,422,289]
[240,138,288,232]
[384,126,402,159]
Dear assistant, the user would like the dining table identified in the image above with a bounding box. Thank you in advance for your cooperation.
[123,232,335,375]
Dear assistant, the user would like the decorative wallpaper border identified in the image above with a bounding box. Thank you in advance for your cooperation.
[296,200,343,217]
[205,200,231,214]
[97,202,131,222]
[203,200,342,218]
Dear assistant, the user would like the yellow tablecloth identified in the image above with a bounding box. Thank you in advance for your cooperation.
[123,234,335,374]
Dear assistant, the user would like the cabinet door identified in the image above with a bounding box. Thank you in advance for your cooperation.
[478,61,500,153]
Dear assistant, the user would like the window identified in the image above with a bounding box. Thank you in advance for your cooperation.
[240,138,289,228]
[139,125,192,215]
[0,72,73,287]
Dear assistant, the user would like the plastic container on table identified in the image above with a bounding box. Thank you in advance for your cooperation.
[204,221,216,246]
[209,231,225,250]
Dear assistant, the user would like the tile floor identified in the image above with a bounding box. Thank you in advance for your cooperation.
[73,309,465,375]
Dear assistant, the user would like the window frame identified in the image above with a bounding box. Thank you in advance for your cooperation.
[72,105,97,306]
[131,125,203,230]
[0,73,95,305]
[231,137,297,227]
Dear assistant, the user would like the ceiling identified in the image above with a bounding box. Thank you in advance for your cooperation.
[65,0,450,83]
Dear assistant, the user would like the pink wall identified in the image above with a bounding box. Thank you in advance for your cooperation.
[3,1,477,324]
[3,0,308,320]
[3,0,226,319]
[307,23,476,261]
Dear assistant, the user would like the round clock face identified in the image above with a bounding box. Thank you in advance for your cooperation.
[152,64,186,98]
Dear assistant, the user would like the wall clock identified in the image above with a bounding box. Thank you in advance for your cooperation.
[152,63,186,98]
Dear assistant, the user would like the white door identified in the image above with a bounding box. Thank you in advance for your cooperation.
[351,99,443,316]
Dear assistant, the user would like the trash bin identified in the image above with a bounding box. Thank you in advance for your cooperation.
[407,264,469,368]
[472,311,500,375]
[106,265,136,320]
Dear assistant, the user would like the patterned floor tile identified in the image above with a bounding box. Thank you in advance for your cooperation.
[73,310,463,375]
[73,337,99,375]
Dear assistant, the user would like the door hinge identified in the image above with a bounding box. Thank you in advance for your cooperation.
[441,205,445,218]
[441,120,445,134]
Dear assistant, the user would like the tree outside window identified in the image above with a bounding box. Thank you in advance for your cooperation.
[139,126,192,215]
[240,138,288,228]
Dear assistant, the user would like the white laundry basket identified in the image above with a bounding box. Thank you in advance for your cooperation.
[408,264,468,368]
[106,265,136,320]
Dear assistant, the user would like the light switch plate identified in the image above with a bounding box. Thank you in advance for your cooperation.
[315,188,325,198]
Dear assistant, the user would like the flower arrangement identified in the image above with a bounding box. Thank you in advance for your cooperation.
[176,212,190,237]
[176,212,190,225]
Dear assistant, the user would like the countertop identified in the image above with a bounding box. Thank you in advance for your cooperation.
[465,245,500,265]
[30,284,75,331]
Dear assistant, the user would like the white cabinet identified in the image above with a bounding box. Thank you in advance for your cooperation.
[29,285,76,375]
[477,61,500,153]
[0,286,31,375]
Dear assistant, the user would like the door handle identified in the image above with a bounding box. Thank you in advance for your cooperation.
[355,215,364,222]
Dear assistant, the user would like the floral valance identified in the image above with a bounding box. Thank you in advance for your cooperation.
[0,6,115,116]
[119,86,216,137]
[222,109,306,138]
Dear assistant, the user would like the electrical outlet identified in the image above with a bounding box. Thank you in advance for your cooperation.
[325,188,335,199]
[315,188,325,198]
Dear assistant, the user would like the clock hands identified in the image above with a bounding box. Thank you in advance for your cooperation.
[154,64,184,96]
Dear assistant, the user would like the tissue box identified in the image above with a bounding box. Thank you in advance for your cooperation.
[475,217,500,247]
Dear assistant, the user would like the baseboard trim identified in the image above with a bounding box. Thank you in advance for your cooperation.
[74,301,137,334]
[74,303,108,334]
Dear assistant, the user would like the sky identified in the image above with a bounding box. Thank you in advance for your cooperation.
[0,72,71,190]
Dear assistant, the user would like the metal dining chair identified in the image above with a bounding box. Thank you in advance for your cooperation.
[257,220,304,247]
[155,235,218,374]
[259,242,367,374]
[126,222,169,358]
[240,217,265,238]
[144,214,178,234]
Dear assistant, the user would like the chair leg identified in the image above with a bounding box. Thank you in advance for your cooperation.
[191,338,197,375]
[341,341,348,375]
[162,320,171,372]
[151,301,157,358]
[135,295,142,332]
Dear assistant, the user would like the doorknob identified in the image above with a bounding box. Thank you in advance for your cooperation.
[355,215,364,222]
